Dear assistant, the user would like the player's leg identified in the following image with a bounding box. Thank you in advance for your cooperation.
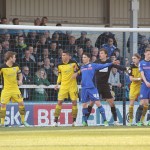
[94,100,108,126]
[0,91,10,126]
[82,102,89,126]
[0,103,6,126]
[53,89,67,126]
[137,84,149,126]
[87,101,94,119]
[89,88,108,126]
[54,100,63,125]
[128,99,134,126]
[81,88,89,126]
[12,93,29,126]
[128,85,140,125]
[140,99,149,123]
[100,84,118,125]
[106,98,119,125]
[70,90,78,126]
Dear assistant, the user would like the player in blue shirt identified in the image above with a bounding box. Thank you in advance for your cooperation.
[80,53,119,126]
[137,48,150,126]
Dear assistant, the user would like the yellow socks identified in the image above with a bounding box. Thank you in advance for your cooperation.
[54,104,62,118]
[129,105,134,123]
[19,105,25,123]
[72,105,78,121]
[0,107,6,125]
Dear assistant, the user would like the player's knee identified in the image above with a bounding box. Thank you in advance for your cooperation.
[18,101,24,107]
[58,100,63,106]
[1,104,6,108]
[19,107,25,115]
[72,100,77,106]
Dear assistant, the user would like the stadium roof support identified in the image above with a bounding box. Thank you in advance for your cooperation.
[130,0,139,55]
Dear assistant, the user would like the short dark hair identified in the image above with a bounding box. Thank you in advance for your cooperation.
[82,52,91,59]
[4,51,17,61]
[99,48,108,56]
[62,50,70,55]
[56,23,62,26]
[12,18,19,24]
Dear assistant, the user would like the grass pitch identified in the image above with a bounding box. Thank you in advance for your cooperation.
[0,126,150,150]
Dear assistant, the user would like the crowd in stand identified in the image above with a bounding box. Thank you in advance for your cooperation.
[0,17,150,101]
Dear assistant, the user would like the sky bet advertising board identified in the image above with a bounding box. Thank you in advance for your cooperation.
[5,102,150,126]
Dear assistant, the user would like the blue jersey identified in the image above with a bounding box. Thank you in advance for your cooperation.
[81,63,112,89]
[139,60,150,82]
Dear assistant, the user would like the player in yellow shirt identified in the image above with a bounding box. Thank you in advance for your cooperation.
[53,50,80,127]
[0,51,29,127]
[128,53,141,126]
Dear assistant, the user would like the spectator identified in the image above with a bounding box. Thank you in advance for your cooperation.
[113,48,123,65]
[40,17,48,26]
[95,32,117,48]
[12,18,19,25]
[76,31,90,48]
[37,48,50,67]
[127,33,146,53]
[138,37,149,59]
[20,49,36,76]
[84,39,93,54]
[0,17,8,24]
[15,35,27,59]
[108,67,122,101]
[1,41,10,53]
[61,31,72,47]
[32,68,50,101]
[43,30,51,44]
[22,66,33,101]
[55,48,63,65]
[102,38,117,58]
[34,18,41,26]
[28,46,36,62]
[42,58,57,101]
[125,57,130,67]
[91,47,99,58]
[36,35,47,54]
[72,47,83,64]
[91,55,97,62]
[51,33,62,49]
[26,31,38,47]
[49,42,58,63]
[110,54,117,62]
[65,36,77,55]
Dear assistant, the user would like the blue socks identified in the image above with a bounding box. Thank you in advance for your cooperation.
[82,108,89,123]
[98,105,106,121]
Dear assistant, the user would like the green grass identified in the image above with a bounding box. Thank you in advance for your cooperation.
[0,126,150,150]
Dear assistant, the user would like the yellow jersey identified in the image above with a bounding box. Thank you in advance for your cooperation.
[0,63,21,92]
[57,60,80,89]
[128,63,141,86]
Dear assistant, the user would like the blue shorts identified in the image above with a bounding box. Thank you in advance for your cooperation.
[81,88,101,103]
[140,83,150,99]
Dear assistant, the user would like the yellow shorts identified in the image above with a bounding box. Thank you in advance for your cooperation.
[129,84,140,100]
[0,90,23,104]
[58,87,78,101]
